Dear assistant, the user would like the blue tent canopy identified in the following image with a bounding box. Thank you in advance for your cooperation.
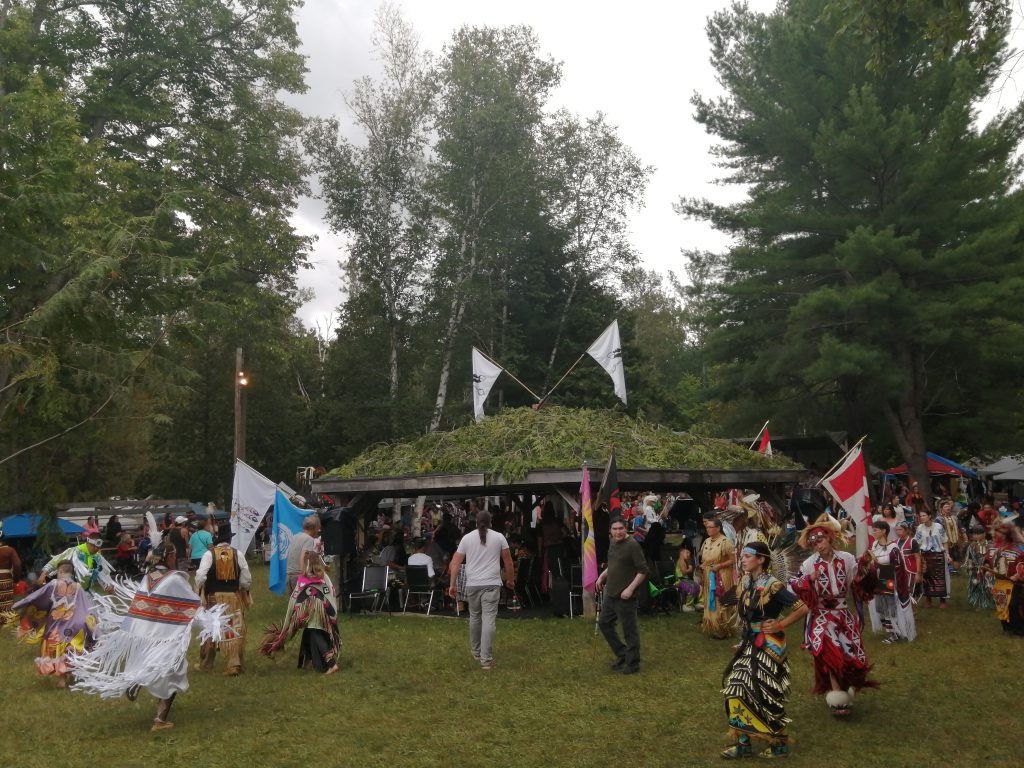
[884,451,978,478]
[1,513,86,539]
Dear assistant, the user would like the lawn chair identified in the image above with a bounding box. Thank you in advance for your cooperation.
[648,560,679,614]
[349,565,390,614]
[514,556,539,608]
[402,564,437,615]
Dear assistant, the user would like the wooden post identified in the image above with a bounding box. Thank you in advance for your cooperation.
[233,347,247,463]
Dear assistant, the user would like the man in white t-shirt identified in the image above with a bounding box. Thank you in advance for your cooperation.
[447,510,514,670]
[285,515,320,594]
[407,538,436,579]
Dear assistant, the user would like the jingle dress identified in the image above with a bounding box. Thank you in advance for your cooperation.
[722,573,801,747]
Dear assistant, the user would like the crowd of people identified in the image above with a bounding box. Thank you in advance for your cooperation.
[1,481,1022,756]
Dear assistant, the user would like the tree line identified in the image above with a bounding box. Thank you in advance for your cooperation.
[1,0,1022,512]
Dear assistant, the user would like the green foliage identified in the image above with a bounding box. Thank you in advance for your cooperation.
[680,0,1024,472]
[0,0,312,510]
[326,405,800,481]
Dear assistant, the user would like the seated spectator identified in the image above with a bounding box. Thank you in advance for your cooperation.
[115,533,138,575]
[373,529,408,571]
[407,538,436,581]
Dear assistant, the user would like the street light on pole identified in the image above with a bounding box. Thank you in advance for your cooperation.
[234,347,248,463]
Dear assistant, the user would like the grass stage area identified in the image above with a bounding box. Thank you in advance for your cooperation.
[0,566,1017,768]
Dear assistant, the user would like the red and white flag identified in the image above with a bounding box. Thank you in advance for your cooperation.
[820,445,872,525]
[757,430,772,457]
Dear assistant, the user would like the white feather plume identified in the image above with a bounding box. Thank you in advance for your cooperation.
[146,511,162,557]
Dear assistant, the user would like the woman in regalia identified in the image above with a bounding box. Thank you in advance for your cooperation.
[13,560,97,688]
[863,521,916,644]
[699,513,737,639]
[721,542,807,759]
[983,522,1024,636]
[962,524,995,610]
[260,551,341,674]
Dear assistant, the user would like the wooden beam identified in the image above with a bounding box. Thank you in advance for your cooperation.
[553,484,580,513]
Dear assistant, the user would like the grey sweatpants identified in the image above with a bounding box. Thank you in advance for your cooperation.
[467,585,501,665]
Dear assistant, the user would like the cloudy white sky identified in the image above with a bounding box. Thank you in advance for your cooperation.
[283,0,1023,328]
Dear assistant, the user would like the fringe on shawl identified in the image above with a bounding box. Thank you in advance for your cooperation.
[259,592,332,658]
[69,627,193,699]
[69,604,225,699]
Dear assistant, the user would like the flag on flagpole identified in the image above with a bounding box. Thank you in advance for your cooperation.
[580,464,598,593]
[597,448,621,516]
[471,347,504,422]
[269,490,312,595]
[230,459,277,555]
[757,430,773,457]
[820,443,872,554]
[586,320,627,405]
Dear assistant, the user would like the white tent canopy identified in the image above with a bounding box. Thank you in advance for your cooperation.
[993,466,1024,482]
[979,456,1024,476]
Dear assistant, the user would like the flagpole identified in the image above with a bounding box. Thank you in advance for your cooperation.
[747,420,770,451]
[814,434,868,487]
[537,352,587,407]
[477,348,542,401]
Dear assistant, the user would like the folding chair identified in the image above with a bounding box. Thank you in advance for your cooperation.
[648,560,678,614]
[514,556,539,608]
[349,565,390,614]
[402,565,437,615]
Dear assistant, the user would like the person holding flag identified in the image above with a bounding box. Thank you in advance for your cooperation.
[596,517,648,675]
[267,490,319,596]
[789,513,878,716]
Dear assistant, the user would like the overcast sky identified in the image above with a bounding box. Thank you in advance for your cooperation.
[284,0,1023,329]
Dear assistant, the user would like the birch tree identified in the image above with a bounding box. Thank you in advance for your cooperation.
[307,4,434,434]
[539,111,652,386]
[426,25,560,431]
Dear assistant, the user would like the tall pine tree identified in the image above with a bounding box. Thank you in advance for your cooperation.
[680,0,1024,490]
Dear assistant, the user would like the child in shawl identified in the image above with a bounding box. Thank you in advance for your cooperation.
[13,560,97,688]
[260,551,341,675]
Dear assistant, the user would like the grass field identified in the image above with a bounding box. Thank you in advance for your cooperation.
[0,566,1018,768]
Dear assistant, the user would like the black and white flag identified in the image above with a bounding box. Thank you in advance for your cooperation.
[587,320,627,405]
[472,347,504,422]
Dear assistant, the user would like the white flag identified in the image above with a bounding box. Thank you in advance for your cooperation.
[472,347,503,422]
[231,459,277,554]
[587,320,627,405]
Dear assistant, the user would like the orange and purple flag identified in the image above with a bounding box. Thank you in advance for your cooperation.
[581,463,598,593]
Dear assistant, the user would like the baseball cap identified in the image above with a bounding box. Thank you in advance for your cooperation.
[175,516,188,524]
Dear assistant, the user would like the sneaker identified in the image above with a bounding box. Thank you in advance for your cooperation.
[681,604,695,613]
[151,720,174,732]
[609,659,626,671]
[881,636,897,645]
[480,662,495,671]
[619,666,639,675]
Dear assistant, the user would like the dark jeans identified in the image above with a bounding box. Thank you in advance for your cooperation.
[599,595,640,670]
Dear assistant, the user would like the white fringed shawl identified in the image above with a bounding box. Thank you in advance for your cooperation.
[70,568,225,699]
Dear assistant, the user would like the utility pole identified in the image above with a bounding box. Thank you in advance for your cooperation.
[233,347,248,463]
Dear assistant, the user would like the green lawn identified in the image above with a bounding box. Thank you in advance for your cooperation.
[0,568,1018,768]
